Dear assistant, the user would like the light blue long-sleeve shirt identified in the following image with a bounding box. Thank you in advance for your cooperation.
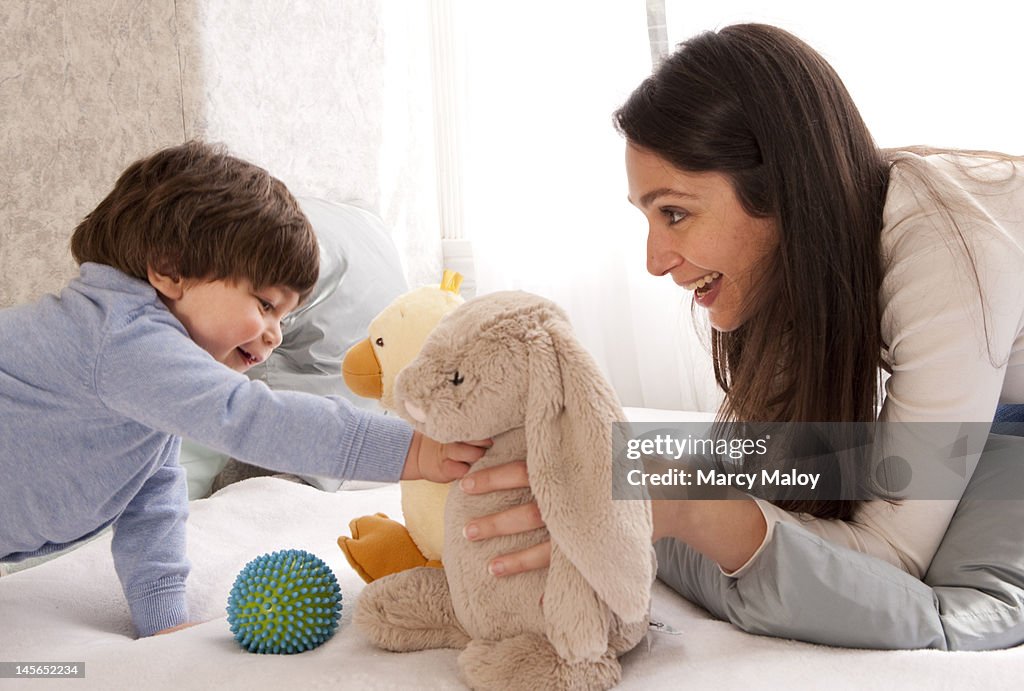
[0,263,413,636]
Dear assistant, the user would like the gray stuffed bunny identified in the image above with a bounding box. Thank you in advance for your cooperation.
[355,291,653,690]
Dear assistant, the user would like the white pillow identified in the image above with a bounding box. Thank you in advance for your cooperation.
[179,439,230,500]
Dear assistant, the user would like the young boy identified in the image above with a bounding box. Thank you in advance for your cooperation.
[0,141,483,637]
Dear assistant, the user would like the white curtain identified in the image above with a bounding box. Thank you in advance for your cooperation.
[440,1,722,411]
[414,1,1023,413]
[663,1,1024,153]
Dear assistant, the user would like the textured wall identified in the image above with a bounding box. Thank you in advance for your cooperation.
[0,1,185,307]
[175,0,442,288]
[0,0,441,308]
[176,0,386,210]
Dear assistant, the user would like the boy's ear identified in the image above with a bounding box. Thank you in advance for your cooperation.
[147,265,185,300]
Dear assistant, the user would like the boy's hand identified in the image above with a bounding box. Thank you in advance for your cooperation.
[154,622,196,635]
[402,432,489,483]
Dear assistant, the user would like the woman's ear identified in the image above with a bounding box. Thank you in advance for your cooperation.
[147,265,185,300]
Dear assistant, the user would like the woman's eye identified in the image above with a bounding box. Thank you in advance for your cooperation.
[663,208,688,225]
[450,370,464,386]
[375,337,384,347]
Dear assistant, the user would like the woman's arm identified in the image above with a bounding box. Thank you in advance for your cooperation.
[652,498,766,573]
[459,460,767,575]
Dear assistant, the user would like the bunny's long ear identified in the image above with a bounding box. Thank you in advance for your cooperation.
[525,311,653,624]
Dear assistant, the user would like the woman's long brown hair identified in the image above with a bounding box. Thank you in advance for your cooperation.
[615,24,891,519]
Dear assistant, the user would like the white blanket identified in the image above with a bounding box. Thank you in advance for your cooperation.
[2,476,1022,690]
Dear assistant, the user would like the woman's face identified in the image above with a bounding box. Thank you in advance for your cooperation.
[626,144,778,332]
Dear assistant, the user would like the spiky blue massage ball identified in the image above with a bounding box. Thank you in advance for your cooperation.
[226,549,342,654]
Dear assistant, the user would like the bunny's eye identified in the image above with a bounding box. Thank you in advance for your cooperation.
[375,337,384,347]
[450,370,464,386]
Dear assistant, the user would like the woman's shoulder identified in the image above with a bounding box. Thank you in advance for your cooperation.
[883,151,1024,237]
[878,150,1024,366]
[881,151,1024,266]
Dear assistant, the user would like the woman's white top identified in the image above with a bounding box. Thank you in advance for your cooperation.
[731,152,1024,579]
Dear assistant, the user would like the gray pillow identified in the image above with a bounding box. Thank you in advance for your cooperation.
[655,433,1024,650]
[183,198,408,497]
[926,433,1024,650]
[246,198,408,399]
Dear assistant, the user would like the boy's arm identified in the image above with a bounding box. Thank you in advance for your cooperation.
[110,449,190,638]
[95,310,413,482]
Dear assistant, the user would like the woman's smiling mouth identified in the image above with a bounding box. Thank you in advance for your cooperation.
[683,271,721,294]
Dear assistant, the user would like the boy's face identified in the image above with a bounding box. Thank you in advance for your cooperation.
[152,276,301,372]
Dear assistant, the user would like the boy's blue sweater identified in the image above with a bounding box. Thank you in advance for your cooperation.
[0,263,412,636]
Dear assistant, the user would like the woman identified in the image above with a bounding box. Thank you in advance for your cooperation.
[461,23,1024,645]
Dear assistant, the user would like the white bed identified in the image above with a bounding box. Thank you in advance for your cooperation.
[2,411,1023,690]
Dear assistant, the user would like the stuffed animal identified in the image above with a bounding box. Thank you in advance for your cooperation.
[355,291,653,691]
[338,270,464,582]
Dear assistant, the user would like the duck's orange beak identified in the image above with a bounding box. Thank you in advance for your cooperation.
[342,338,383,399]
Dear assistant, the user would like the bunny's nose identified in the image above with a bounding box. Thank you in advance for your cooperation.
[405,401,427,423]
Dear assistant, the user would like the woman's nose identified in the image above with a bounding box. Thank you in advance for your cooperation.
[646,226,683,277]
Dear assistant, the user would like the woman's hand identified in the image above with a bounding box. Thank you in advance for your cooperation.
[459,460,551,576]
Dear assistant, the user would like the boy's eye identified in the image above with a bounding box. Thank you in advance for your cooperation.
[259,299,274,312]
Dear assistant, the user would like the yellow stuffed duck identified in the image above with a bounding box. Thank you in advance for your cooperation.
[338,270,464,582]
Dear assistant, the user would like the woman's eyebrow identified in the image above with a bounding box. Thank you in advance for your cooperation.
[628,188,699,208]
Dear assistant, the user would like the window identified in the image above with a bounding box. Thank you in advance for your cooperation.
[661,1,1024,152]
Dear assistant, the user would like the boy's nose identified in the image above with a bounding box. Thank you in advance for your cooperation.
[264,321,283,348]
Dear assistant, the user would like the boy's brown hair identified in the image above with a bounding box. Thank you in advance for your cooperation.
[71,140,319,300]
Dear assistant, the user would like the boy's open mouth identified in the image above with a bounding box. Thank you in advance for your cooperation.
[237,347,260,366]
